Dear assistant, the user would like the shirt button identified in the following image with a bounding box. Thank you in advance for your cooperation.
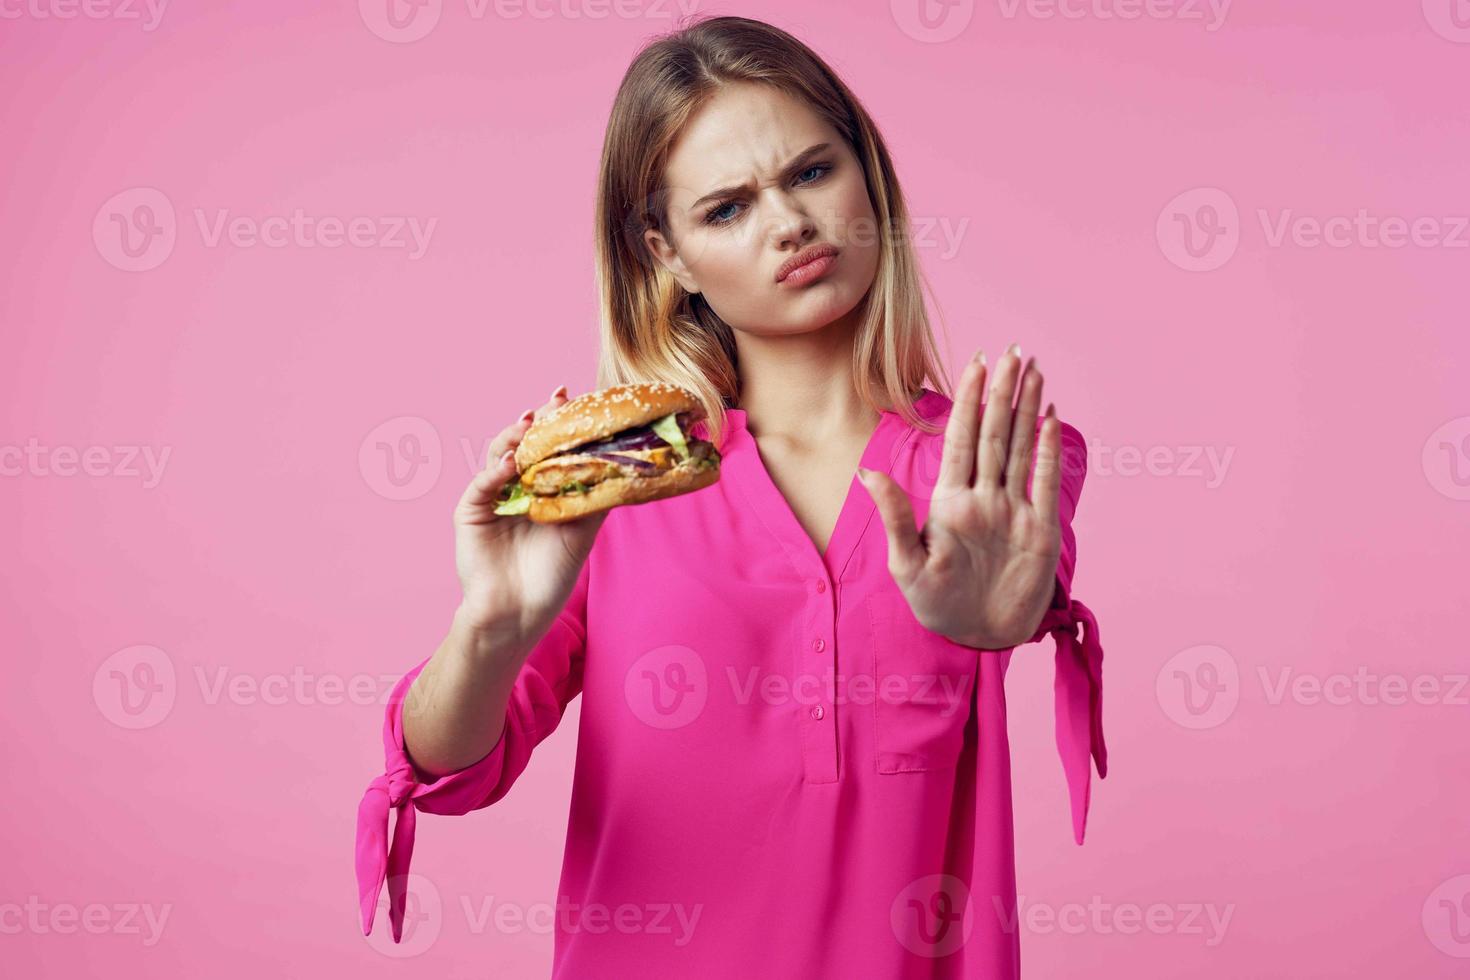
[813,638,825,652]
[816,580,826,593]
[811,705,824,720]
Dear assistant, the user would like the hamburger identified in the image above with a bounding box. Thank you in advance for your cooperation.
[493,382,721,524]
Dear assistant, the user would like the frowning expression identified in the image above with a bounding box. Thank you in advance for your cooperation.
[643,82,882,337]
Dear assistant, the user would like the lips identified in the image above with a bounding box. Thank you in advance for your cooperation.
[775,243,838,283]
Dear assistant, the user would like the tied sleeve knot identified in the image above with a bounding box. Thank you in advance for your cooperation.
[383,754,419,806]
[355,752,421,942]
[1048,596,1108,845]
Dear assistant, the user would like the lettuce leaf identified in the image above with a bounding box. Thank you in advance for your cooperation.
[493,480,531,515]
[650,412,690,461]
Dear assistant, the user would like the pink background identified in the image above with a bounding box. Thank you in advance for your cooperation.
[3,2,1467,976]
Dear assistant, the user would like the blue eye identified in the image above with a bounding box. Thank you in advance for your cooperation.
[701,162,833,227]
[795,163,831,184]
[705,201,742,226]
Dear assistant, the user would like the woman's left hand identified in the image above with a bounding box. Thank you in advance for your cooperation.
[859,343,1063,650]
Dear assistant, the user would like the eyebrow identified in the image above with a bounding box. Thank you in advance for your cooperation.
[688,142,834,212]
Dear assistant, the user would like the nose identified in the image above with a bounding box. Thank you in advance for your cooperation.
[764,189,816,251]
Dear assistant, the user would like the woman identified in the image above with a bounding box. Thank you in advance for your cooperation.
[357,15,1106,977]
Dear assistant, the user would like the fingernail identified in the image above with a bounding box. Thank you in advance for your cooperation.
[500,449,515,465]
[1006,342,1021,358]
[550,384,567,399]
[971,348,985,364]
[518,408,535,421]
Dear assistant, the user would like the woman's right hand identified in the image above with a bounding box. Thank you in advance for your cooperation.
[451,384,608,652]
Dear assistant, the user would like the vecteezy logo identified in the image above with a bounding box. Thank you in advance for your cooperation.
[1156,187,1240,272]
[364,872,442,957]
[624,645,707,730]
[890,0,975,43]
[1422,416,1470,501]
[359,416,442,501]
[93,188,177,272]
[358,0,442,43]
[1423,0,1470,42]
[891,874,974,957]
[93,645,177,729]
[1423,874,1470,958]
[1156,644,1239,729]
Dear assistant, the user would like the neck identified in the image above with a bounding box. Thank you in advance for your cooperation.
[732,308,889,446]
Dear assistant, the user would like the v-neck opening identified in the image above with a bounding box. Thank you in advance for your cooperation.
[708,390,939,583]
[753,423,875,565]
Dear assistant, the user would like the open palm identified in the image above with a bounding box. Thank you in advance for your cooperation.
[860,344,1062,650]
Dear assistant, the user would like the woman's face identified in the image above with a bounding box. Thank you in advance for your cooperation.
[643,83,881,338]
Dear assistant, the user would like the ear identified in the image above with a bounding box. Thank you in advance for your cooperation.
[642,226,701,294]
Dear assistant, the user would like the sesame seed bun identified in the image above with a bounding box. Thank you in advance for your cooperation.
[514,381,703,471]
[505,382,721,524]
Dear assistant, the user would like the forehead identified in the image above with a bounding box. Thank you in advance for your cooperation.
[662,83,837,190]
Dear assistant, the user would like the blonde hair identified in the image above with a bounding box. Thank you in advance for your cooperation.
[593,14,955,449]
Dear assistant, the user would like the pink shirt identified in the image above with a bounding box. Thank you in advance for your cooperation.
[356,387,1107,977]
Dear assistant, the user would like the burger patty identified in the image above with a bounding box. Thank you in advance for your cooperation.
[522,444,713,495]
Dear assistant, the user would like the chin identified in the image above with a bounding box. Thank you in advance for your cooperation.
[788,281,866,329]
[721,277,871,335]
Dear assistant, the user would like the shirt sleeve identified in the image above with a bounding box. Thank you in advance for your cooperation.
[355,560,591,941]
[1020,420,1108,846]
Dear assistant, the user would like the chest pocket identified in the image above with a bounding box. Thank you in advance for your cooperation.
[865,591,978,774]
